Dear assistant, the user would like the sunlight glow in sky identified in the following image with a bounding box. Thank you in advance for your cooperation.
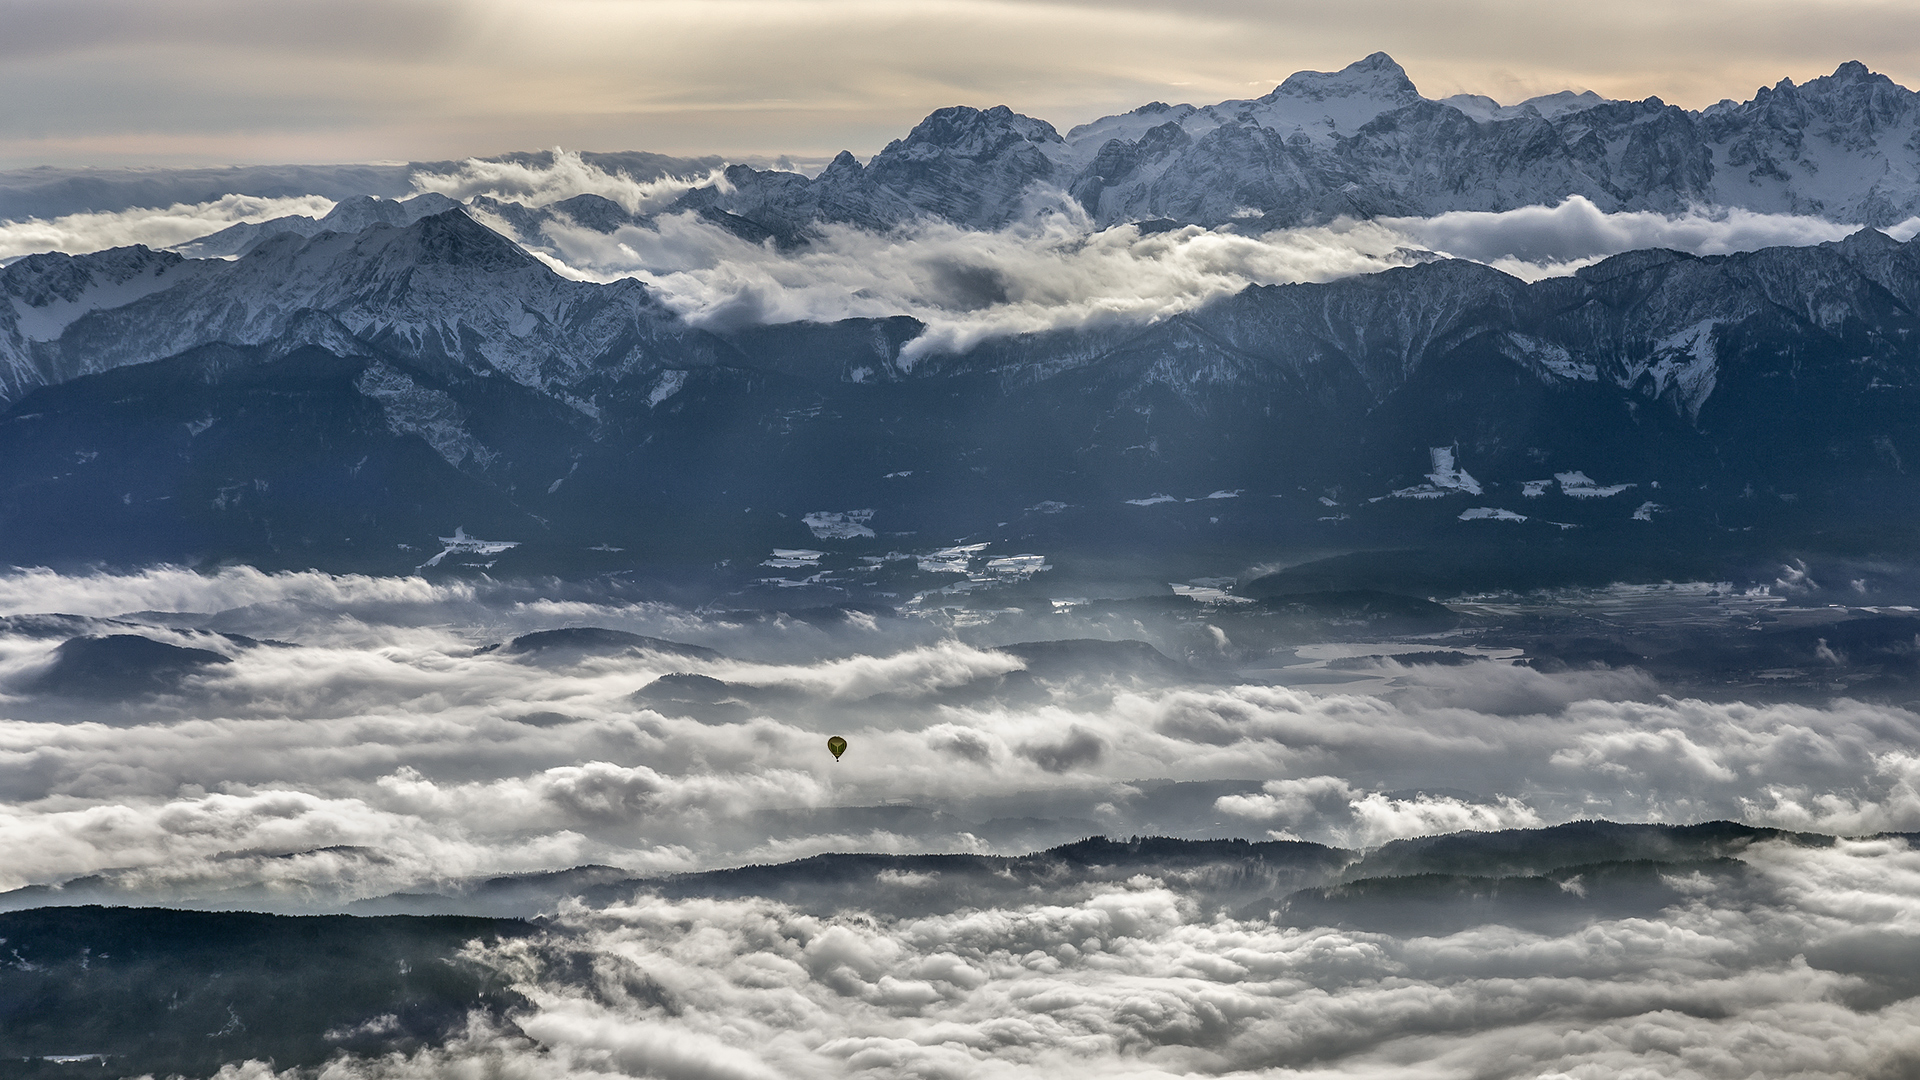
[4,0,1920,167]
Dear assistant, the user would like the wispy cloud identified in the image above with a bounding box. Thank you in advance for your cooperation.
[473,153,1918,355]
[0,193,335,262]
[7,565,1920,1078]
[1394,195,1915,270]
[411,150,727,215]
[525,198,1430,357]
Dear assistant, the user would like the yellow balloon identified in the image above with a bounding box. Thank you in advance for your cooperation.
[827,735,848,761]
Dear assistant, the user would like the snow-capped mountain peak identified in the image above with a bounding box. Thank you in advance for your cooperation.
[886,104,1064,163]
[172,191,463,260]
[1062,102,1201,168]
[1270,51,1421,106]
[1,245,216,400]
[1174,51,1427,149]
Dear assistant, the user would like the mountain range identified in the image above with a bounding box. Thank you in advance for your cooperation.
[4,206,1919,593]
[692,53,1920,233]
[11,54,1920,248]
[7,56,1920,593]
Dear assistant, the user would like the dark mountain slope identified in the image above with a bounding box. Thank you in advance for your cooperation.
[0,907,531,1080]
[4,215,1920,588]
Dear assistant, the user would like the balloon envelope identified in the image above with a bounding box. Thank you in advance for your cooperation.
[827,735,848,761]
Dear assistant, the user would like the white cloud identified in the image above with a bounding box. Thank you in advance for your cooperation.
[478,156,1903,356]
[0,193,336,261]
[519,194,1434,360]
[198,836,1920,1078]
[1217,776,1543,847]
[0,564,459,617]
[411,149,727,215]
[9,147,1909,361]
[4,566,1920,1075]
[3,568,1920,904]
[1391,195,1877,268]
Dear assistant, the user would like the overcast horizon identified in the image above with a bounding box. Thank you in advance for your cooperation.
[6,0,1920,169]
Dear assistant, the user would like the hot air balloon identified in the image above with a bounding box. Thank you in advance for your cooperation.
[827,735,848,761]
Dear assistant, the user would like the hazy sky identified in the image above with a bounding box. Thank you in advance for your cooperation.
[4,0,1920,168]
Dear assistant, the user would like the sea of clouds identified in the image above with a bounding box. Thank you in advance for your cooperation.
[4,570,1920,1077]
[409,153,730,217]
[193,834,1920,1079]
[2,566,1918,909]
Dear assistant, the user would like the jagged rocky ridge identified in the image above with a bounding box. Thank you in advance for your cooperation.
[18,53,1919,270]
[688,53,1920,232]
[3,207,1920,580]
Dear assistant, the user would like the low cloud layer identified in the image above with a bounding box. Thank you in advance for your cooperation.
[1394,195,1920,272]
[2,568,1919,907]
[520,197,1919,357]
[0,194,336,263]
[196,836,1920,1079]
[524,202,1431,357]
[442,154,1920,355]
[8,566,1920,1076]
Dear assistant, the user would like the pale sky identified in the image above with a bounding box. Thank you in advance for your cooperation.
[4,0,1920,168]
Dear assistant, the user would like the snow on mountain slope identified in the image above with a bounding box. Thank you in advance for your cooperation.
[14,57,1920,366]
[989,225,1920,425]
[1700,61,1920,222]
[171,192,461,259]
[1183,51,1427,147]
[0,246,220,400]
[16,211,721,405]
[4,218,1920,572]
[1061,53,1423,171]
[354,360,498,469]
[714,105,1069,232]
[14,56,1920,281]
[1060,102,1201,172]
